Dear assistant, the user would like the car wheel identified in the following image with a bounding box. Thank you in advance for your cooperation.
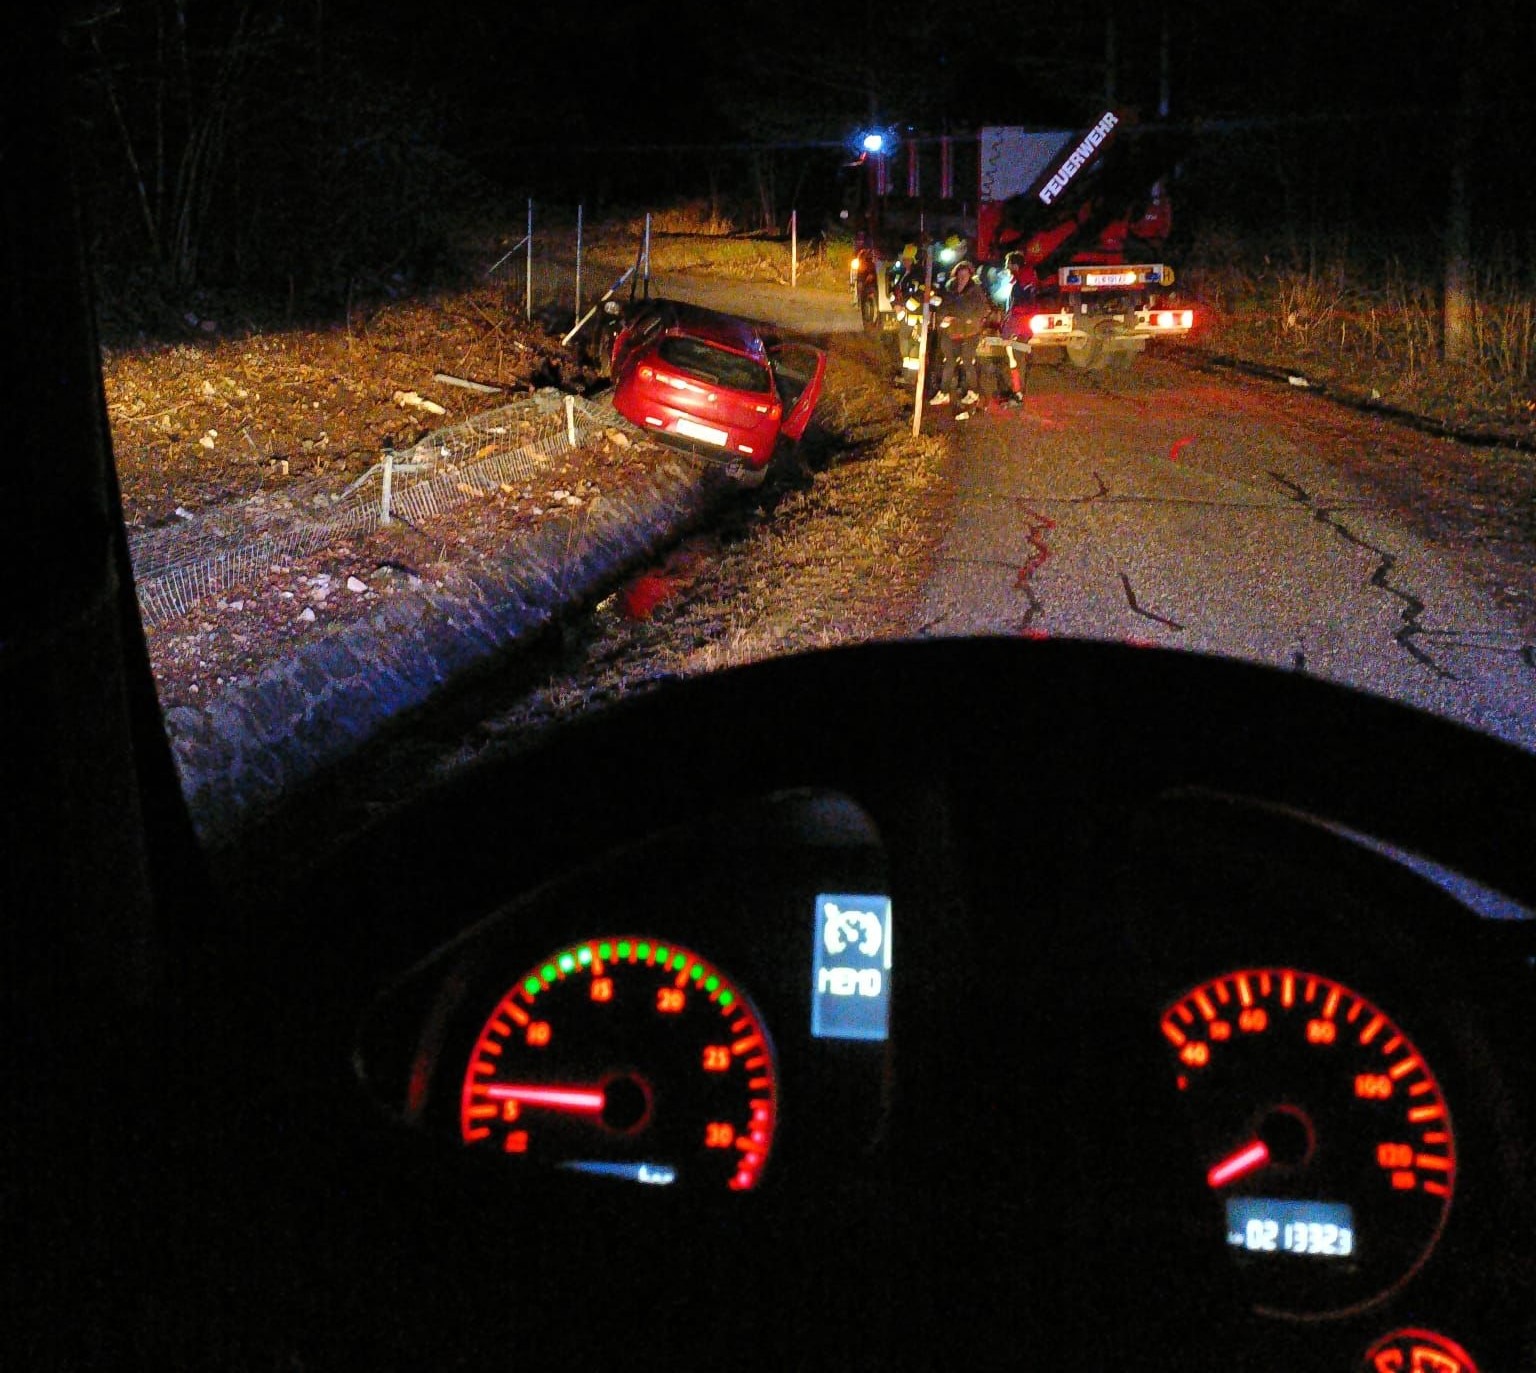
[859,285,878,332]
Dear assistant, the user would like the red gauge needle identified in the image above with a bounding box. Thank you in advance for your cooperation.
[483,1084,606,1114]
[1207,1140,1271,1189]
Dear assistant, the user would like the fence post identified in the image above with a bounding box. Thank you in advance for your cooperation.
[913,248,936,438]
[564,394,577,447]
[575,203,583,321]
[791,209,798,288]
[381,451,394,525]
[526,198,534,322]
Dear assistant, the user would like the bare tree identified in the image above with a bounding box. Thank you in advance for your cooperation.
[79,0,263,293]
[1442,0,1481,366]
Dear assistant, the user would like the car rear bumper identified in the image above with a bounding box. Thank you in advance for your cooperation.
[613,390,778,470]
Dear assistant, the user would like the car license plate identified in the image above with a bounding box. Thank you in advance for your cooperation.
[1084,270,1138,288]
[674,418,728,445]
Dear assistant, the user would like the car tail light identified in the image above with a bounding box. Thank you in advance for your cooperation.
[1028,314,1062,335]
[1154,310,1194,329]
[638,365,695,392]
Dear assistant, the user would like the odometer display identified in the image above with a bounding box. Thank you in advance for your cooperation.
[1226,1197,1355,1258]
[460,937,776,1191]
[1162,968,1455,1318]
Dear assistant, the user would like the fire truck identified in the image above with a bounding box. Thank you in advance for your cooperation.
[849,112,1194,373]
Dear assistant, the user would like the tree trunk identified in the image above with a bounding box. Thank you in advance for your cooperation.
[1443,0,1481,365]
[1444,163,1473,366]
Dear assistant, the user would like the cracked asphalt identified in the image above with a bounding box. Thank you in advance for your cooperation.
[916,359,1536,752]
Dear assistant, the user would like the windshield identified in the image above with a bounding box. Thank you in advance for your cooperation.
[656,335,774,393]
[15,10,1536,1373]
[57,1,1533,852]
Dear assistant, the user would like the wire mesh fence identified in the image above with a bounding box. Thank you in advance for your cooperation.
[129,389,618,627]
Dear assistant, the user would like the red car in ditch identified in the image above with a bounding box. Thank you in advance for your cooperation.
[606,300,826,481]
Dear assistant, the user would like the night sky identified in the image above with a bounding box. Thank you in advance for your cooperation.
[322,0,1536,224]
[50,0,1536,294]
[327,0,1531,141]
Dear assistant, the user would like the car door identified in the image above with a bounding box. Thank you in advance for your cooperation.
[768,342,827,441]
[610,304,668,378]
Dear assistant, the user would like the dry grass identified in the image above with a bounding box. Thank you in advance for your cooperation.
[623,202,739,237]
[572,208,849,292]
[459,347,948,753]
[1186,243,1536,428]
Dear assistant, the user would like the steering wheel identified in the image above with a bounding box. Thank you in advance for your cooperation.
[59,638,1522,1371]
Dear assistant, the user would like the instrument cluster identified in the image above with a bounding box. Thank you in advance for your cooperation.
[356,786,1533,1373]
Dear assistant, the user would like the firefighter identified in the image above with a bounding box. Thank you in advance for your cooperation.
[885,244,931,380]
[1004,249,1040,310]
[932,259,987,406]
[937,233,969,270]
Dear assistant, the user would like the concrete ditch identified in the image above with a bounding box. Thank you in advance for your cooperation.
[166,437,728,847]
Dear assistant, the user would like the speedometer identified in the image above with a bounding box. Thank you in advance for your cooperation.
[460,937,776,1191]
[1162,968,1454,1318]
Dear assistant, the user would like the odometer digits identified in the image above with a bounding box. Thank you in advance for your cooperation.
[1163,968,1454,1318]
[460,938,776,1192]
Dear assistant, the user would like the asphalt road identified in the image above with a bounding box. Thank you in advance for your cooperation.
[588,271,1535,753]
[913,359,1536,752]
[646,274,863,337]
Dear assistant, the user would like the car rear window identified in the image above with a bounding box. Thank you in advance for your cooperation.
[656,335,773,394]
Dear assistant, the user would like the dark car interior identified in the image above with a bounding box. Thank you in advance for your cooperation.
[7,17,1535,1373]
[656,332,776,392]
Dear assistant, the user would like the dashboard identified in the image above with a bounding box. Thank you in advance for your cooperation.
[9,16,1534,1370]
[248,642,1536,1373]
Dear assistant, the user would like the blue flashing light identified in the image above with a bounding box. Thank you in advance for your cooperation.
[861,132,885,154]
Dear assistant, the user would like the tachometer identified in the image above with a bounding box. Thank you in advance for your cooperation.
[460,937,776,1191]
[1162,968,1454,1318]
